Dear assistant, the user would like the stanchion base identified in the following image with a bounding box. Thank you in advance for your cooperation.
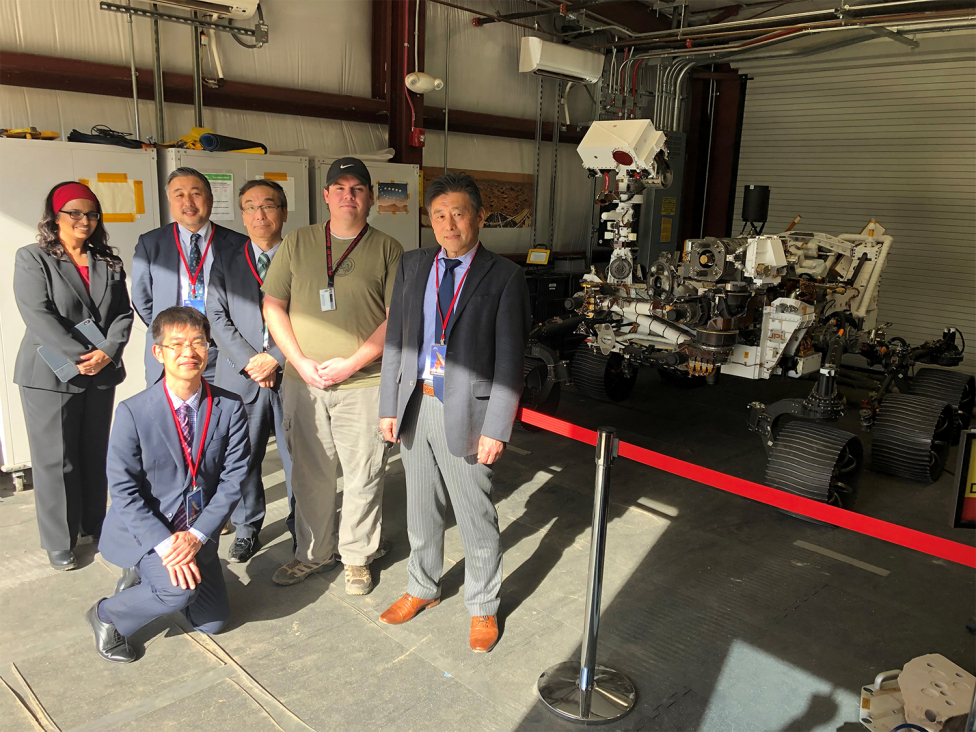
[537,662,636,724]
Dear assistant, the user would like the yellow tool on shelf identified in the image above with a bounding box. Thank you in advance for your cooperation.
[1,127,60,140]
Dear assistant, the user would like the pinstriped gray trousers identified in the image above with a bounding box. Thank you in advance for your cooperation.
[400,390,502,617]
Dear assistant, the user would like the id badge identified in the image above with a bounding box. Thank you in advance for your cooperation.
[429,344,446,378]
[185,488,204,527]
[320,287,336,312]
[183,298,206,315]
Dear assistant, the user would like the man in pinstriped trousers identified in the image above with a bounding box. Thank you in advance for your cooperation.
[378,173,530,653]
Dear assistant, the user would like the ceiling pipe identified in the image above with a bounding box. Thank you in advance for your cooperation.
[624,13,975,62]
[594,0,969,47]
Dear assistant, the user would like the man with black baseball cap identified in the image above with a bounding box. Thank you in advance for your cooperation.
[261,157,403,595]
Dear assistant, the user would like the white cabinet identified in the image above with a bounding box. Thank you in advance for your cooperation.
[0,139,162,471]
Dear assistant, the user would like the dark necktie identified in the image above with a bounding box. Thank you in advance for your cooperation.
[171,403,195,532]
[188,233,202,299]
[257,252,271,348]
[438,259,462,343]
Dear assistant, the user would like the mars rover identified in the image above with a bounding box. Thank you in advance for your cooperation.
[522,120,972,506]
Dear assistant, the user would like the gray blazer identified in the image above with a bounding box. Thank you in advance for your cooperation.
[379,245,530,457]
[131,222,247,385]
[207,241,285,404]
[13,243,133,393]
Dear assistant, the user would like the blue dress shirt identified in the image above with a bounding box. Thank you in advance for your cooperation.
[155,383,207,552]
[418,244,479,381]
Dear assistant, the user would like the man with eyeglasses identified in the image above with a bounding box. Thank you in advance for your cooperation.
[261,157,402,595]
[132,166,247,387]
[89,306,249,663]
[207,179,295,563]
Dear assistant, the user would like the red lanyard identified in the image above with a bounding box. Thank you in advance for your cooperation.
[325,222,368,287]
[245,241,264,286]
[173,223,215,293]
[434,243,479,343]
[163,380,213,490]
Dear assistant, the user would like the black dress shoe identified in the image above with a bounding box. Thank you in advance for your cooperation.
[48,550,77,571]
[228,536,261,563]
[114,567,141,594]
[86,600,136,663]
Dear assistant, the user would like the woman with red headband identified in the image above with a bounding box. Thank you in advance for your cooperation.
[13,181,134,570]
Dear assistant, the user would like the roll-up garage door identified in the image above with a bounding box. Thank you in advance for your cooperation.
[733,31,975,374]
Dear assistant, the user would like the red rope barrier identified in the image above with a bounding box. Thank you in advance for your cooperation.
[517,408,976,569]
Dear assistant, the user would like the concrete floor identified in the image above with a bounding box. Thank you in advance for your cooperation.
[1,370,973,732]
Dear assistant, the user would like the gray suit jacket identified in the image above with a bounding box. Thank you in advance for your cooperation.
[98,381,249,568]
[131,222,247,385]
[13,243,133,393]
[207,241,285,403]
[379,245,530,457]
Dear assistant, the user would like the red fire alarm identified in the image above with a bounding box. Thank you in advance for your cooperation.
[410,128,426,147]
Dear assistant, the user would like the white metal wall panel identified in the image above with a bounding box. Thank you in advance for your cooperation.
[733,32,976,374]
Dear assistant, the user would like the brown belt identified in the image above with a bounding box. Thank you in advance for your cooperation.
[421,382,435,397]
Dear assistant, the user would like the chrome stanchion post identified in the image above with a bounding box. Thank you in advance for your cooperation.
[538,426,636,724]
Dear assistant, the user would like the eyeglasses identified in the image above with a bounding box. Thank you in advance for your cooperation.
[59,210,100,221]
[241,204,282,214]
[161,339,209,354]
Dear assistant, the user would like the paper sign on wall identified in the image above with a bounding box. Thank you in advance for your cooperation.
[77,173,146,223]
[204,172,234,220]
[261,172,296,211]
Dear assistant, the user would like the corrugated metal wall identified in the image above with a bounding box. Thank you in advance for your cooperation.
[733,31,975,374]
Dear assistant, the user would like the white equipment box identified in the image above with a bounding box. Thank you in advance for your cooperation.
[0,139,162,477]
[158,149,310,237]
[312,158,420,250]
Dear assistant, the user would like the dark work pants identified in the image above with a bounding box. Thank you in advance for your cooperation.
[100,548,229,637]
[232,384,294,541]
[19,385,115,552]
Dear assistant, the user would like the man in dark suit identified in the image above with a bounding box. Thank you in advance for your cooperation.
[378,173,530,653]
[132,167,247,386]
[207,179,294,563]
[88,306,249,663]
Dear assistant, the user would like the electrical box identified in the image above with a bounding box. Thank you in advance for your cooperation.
[637,132,686,271]
[0,139,162,472]
[312,158,420,250]
[158,149,310,237]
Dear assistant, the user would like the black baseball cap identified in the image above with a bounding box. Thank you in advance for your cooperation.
[326,157,372,189]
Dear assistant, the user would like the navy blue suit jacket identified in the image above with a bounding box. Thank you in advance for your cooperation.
[98,380,250,568]
[207,241,285,404]
[131,223,247,385]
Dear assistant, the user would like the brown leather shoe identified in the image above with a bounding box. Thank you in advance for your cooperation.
[379,593,440,625]
[469,615,499,653]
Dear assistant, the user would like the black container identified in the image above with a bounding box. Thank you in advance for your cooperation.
[741,185,770,224]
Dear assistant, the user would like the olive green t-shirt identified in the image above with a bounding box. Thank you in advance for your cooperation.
[261,224,403,389]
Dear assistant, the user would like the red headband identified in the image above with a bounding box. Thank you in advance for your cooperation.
[53,183,98,214]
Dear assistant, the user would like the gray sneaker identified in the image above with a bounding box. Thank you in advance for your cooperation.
[344,564,373,595]
[272,556,337,586]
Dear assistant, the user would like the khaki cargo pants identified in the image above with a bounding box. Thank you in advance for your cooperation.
[282,379,388,566]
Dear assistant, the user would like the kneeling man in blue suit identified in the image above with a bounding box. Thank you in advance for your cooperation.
[88,306,250,663]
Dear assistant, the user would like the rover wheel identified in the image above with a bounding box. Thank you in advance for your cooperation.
[571,349,638,402]
[520,357,562,431]
[766,420,863,512]
[911,368,975,443]
[871,394,954,483]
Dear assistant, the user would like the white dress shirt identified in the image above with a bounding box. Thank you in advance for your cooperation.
[176,221,215,309]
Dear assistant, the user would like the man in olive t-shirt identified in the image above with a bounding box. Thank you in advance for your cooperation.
[262,157,403,595]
